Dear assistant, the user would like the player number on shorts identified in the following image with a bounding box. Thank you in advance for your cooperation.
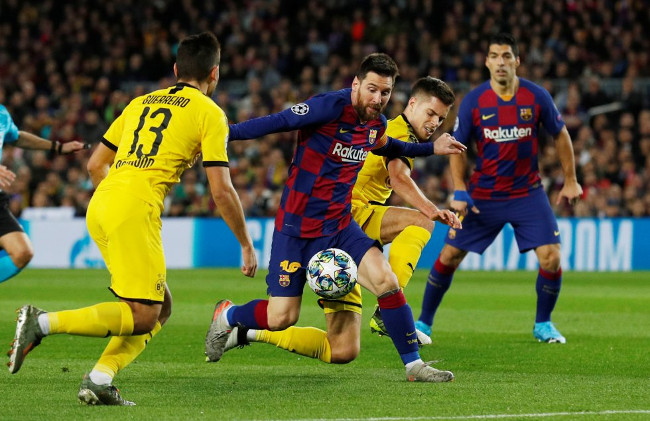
[129,106,172,158]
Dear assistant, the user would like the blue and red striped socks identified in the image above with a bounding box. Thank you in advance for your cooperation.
[418,258,456,327]
[378,290,419,365]
[535,267,562,323]
[228,299,270,330]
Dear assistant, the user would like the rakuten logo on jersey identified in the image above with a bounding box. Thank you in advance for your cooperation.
[331,142,368,163]
[483,126,532,142]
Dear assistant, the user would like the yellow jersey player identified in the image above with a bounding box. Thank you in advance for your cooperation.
[216,77,463,363]
[8,32,257,405]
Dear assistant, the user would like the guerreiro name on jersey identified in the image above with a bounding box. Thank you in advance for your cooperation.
[100,83,229,212]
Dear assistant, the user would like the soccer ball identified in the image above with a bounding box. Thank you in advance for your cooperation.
[306,248,358,299]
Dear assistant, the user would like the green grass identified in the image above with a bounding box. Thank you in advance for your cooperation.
[1,269,649,420]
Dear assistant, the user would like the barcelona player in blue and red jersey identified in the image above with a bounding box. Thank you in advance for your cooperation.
[205,53,467,382]
[416,33,583,344]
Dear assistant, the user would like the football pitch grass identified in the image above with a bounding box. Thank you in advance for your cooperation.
[1,269,648,420]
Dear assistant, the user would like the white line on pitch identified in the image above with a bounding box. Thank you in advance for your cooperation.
[278,409,650,421]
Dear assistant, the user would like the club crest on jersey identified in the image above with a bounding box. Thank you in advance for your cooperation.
[368,129,377,144]
[279,275,291,287]
[291,103,309,115]
[448,228,457,239]
[520,107,533,121]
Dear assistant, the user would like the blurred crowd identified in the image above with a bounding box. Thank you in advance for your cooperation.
[1,0,649,219]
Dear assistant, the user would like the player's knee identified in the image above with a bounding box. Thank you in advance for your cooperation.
[413,215,434,232]
[539,252,561,272]
[330,344,359,364]
[439,245,465,268]
[11,246,34,269]
[130,304,162,334]
[536,245,561,272]
[373,269,400,296]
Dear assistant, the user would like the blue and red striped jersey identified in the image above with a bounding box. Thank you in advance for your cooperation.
[453,78,565,200]
[229,88,433,238]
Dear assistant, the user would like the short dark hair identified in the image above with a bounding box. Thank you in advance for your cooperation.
[176,32,221,81]
[411,77,455,106]
[488,33,519,57]
[356,53,399,82]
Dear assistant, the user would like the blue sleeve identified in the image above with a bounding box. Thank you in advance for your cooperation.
[0,106,19,144]
[229,93,344,140]
[537,87,565,136]
[372,136,434,158]
[452,95,474,145]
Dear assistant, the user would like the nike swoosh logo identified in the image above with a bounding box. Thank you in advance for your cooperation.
[339,128,349,134]
[554,231,560,236]
[407,263,414,272]
[482,114,496,120]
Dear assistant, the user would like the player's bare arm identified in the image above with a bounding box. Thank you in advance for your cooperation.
[87,142,116,188]
[16,130,88,154]
[387,158,461,229]
[205,166,257,277]
[553,126,583,206]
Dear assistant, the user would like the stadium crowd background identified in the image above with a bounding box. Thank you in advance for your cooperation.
[1,0,649,220]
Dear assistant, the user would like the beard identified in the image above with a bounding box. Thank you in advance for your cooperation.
[354,101,383,122]
[353,90,383,122]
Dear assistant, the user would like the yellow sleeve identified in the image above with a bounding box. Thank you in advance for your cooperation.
[201,106,229,166]
[102,109,127,150]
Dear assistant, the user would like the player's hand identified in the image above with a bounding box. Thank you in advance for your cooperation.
[432,208,463,229]
[61,141,92,154]
[433,133,466,155]
[241,244,258,278]
[452,190,479,216]
[0,165,16,188]
[556,181,583,206]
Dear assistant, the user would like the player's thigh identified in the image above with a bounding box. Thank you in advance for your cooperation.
[379,206,433,244]
[86,192,112,270]
[102,194,166,303]
[357,246,399,296]
[265,229,323,298]
[352,202,387,243]
[509,189,560,253]
[445,200,507,254]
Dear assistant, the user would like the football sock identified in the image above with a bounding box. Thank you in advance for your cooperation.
[378,291,419,365]
[92,321,162,380]
[0,252,21,284]
[418,258,455,326]
[47,302,134,337]
[535,267,562,323]
[256,326,332,363]
[389,226,431,289]
[89,370,113,386]
[228,299,269,330]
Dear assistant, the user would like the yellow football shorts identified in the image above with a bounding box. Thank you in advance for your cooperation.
[86,189,166,303]
[319,200,390,315]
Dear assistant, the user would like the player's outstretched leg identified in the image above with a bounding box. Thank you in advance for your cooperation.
[78,373,135,406]
[7,305,45,374]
